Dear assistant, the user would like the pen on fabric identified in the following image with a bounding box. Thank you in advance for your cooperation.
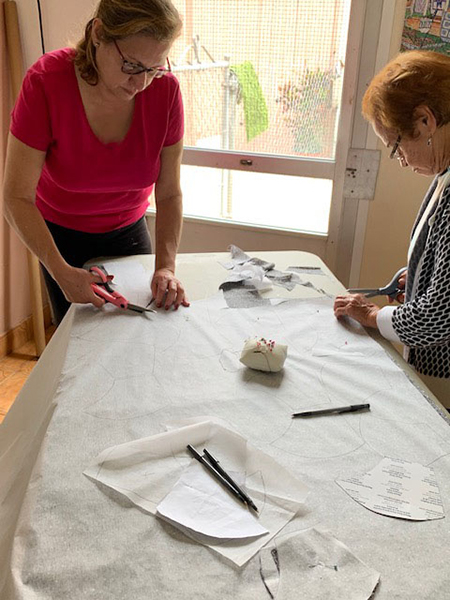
[292,403,371,418]
[203,448,258,513]
[186,445,255,511]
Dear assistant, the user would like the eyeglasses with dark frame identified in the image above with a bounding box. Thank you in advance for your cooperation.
[389,135,402,160]
[113,40,171,78]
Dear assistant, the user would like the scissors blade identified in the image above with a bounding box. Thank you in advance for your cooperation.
[346,288,379,294]
[348,267,407,299]
[127,303,157,314]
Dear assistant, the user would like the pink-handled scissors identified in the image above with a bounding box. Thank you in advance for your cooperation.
[90,265,156,314]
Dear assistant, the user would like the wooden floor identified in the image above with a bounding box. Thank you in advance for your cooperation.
[0,327,56,423]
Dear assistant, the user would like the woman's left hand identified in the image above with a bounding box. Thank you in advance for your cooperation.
[151,268,190,310]
[333,293,380,328]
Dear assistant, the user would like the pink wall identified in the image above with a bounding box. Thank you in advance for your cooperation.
[0,5,32,337]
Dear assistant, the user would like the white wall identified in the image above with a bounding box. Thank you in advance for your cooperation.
[17,0,96,68]
[147,213,327,257]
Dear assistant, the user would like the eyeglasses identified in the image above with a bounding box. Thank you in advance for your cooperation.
[389,135,402,160]
[113,40,171,78]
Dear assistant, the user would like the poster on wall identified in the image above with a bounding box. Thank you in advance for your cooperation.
[401,0,450,54]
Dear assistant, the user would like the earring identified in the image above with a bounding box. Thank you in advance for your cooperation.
[427,137,432,146]
[94,42,100,48]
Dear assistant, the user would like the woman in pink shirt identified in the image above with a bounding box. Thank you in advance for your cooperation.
[3,0,189,323]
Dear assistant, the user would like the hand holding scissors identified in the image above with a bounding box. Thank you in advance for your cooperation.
[90,266,156,314]
[347,267,407,301]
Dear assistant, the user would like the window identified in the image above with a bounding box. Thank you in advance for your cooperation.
[157,1,354,235]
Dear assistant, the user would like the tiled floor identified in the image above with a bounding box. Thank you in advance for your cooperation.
[0,327,56,423]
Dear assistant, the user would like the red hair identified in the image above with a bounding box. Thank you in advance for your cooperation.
[362,50,450,137]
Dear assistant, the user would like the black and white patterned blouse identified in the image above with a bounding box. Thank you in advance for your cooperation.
[377,171,450,378]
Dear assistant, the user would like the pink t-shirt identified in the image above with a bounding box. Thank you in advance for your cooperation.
[10,48,184,233]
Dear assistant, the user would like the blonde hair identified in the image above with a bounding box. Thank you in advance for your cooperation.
[74,0,182,85]
[362,50,450,138]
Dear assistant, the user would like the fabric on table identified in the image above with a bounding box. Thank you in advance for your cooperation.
[3,292,450,599]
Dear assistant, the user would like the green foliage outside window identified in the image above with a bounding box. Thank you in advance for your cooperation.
[277,68,337,156]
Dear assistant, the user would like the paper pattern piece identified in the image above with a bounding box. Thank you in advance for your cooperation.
[84,420,308,566]
[336,457,445,521]
[156,461,268,539]
[274,528,380,600]
[103,260,151,308]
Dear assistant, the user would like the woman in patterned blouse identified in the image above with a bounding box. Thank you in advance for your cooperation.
[334,50,450,407]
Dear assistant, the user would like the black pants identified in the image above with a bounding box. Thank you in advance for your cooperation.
[42,217,152,324]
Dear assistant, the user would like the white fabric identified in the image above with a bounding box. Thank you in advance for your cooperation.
[2,252,450,598]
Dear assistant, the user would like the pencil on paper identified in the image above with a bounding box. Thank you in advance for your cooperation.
[203,448,258,513]
[292,403,370,418]
[186,444,258,512]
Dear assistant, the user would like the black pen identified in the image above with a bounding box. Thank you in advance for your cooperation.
[292,403,370,418]
[203,448,258,513]
[186,445,257,512]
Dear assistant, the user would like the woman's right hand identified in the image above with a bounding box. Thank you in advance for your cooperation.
[54,265,106,308]
[389,269,407,304]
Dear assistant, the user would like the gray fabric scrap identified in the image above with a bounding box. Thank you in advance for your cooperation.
[265,269,297,291]
[219,281,271,308]
[288,266,325,276]
[228,245,275,271]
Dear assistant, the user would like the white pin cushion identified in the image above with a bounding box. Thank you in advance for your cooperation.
[240,337,288,372]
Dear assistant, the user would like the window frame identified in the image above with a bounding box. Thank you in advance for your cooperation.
[175,0,383,283]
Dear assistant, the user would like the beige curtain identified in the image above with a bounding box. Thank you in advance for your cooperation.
[0,3,13,341]
[0,2,46,354]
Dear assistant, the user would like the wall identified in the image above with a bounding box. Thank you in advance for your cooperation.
[358,0,430,295]
[15,0,95,69]
[147,213,327,257]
